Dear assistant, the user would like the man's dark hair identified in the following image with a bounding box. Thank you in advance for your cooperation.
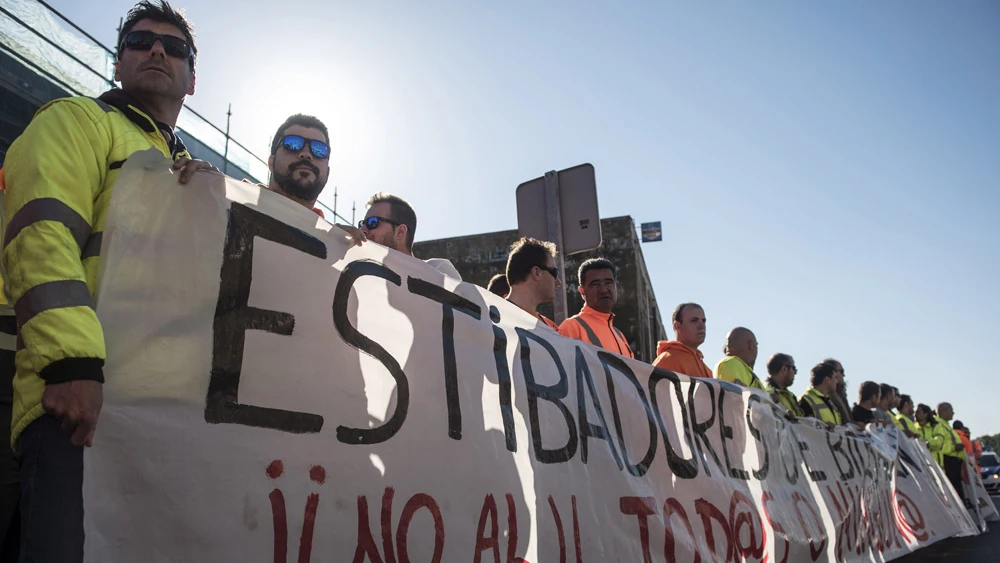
[118,1,197,71]
[953,420,966,431]
[365,192,417,250]
[899,394,913,409]
[858,381,880,403]
[820,358,842,371]
[811,362,835,387]
[486,273,509,297]
[270,114,330,155]
[766,353,792,376]
[916,404,933,418]
[879,383,893,400]
[506,237,557,285]
[577,258,616,287]
[672,302,702,324]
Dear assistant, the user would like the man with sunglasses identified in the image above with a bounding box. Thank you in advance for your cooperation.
[765,353,803,416]
[266,114,332,215]
[0,2,209,560]
[504,237,561,330]
[355,193,462,279]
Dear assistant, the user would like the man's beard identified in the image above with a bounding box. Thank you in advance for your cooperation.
[370,229,397,249]
[273,162,326,201]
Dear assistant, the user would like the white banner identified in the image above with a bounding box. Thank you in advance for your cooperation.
[85,150,980,562]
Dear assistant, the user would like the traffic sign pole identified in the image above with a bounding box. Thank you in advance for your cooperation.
[544,170,568,324]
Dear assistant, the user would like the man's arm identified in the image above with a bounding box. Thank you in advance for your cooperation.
[4,101,106,446]
[926,432,944,453]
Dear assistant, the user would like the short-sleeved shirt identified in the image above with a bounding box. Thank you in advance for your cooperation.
[852,404,875,425]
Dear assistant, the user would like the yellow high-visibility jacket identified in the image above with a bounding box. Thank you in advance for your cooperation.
[919,417,964,467]
[938,417,966,461]
[2,92,189,446]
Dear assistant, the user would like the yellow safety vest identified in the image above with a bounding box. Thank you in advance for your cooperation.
[938,417,966,460]
[799,387,843,426]
[766,380,804,417]
[892,411,920,435]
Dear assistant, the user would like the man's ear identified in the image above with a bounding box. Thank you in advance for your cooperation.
[113,60,121,83]
[267,154,274,174]
[396,224,409,247]
[578,286,585,298]
[187,71,196,96]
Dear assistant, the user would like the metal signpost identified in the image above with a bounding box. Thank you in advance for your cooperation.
[516,163,601,323]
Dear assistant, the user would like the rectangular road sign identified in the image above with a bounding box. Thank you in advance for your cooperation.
[515,163,601,255]
[641,221,662,243]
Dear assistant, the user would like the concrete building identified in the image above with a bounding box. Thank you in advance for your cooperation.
[414,216,666,362]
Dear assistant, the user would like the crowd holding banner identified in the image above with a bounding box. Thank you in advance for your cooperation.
[0,2,992,561]
[77,152,987,561]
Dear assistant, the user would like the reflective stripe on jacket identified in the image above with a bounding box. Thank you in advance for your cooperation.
[2,94,188,446]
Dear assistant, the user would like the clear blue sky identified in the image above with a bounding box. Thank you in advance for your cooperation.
[48,1,1000,434]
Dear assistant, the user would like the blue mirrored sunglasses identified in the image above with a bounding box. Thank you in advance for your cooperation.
[281,135,330,159]
[358,216,400,230]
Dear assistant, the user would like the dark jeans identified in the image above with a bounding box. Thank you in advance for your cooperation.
[943,454,966,503]
[19,415,83,563]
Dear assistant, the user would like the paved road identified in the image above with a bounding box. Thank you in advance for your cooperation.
[895,496,1000,562]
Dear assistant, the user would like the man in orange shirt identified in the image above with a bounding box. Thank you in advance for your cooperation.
[652,303,712,378]
[505,237,561,330]
[558,258,633,358]
[953,421,979,472]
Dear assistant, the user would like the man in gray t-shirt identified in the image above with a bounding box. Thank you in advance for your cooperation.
[872,383,896,425]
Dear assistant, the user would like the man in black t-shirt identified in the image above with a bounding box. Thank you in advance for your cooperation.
[852,381,880,428]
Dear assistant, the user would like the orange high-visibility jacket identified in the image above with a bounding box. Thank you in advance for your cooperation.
[558,304,633,358]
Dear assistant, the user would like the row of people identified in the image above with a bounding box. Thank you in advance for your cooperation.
[498,284,976,503]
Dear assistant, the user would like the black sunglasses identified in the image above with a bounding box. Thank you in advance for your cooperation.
[280,135,331,159]
[120,30,194,60]
[538,265,559,279]
[358,216,399,231]
[786,364,798,373]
